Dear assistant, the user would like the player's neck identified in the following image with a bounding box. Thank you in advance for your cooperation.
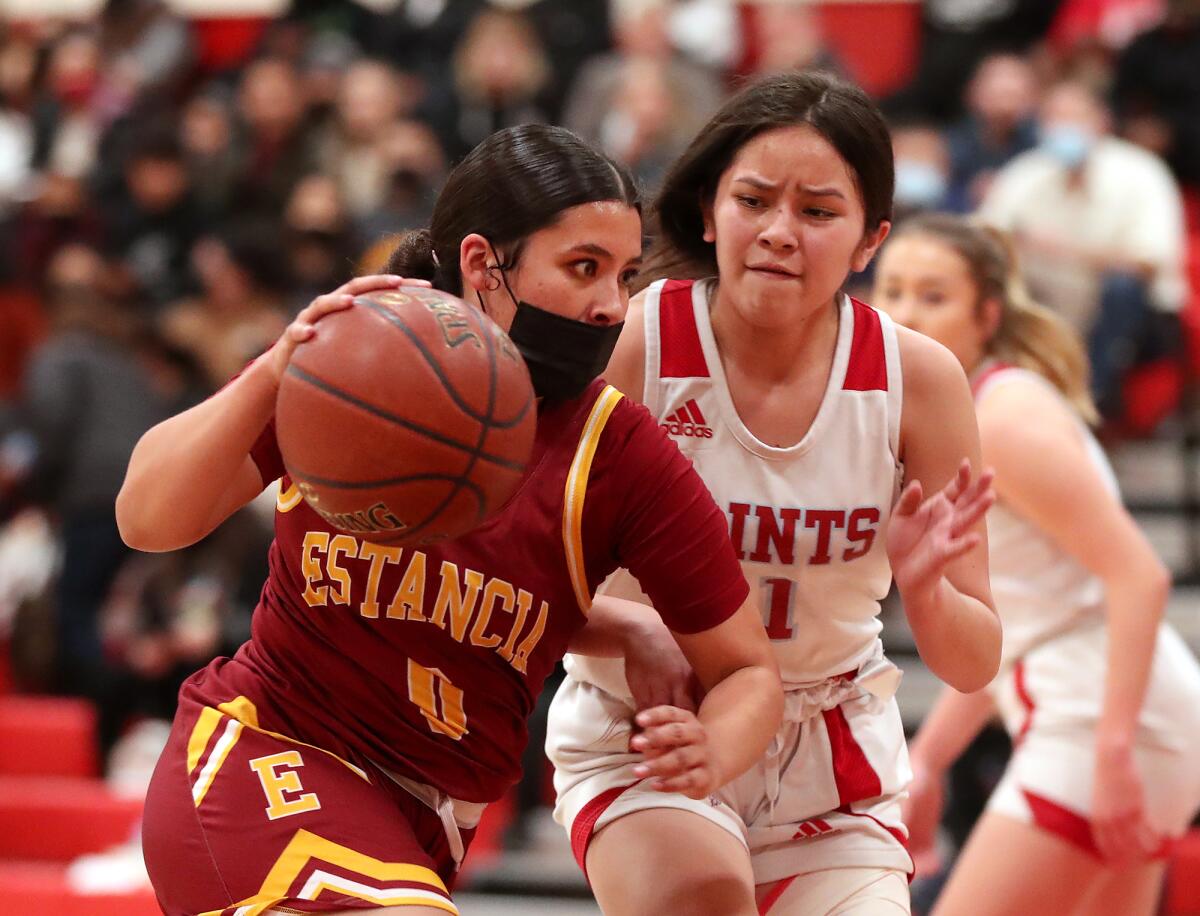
[710,290,838,385]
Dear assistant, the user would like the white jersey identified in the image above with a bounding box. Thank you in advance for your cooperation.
[566,278,904,690]
[974,365,1114,666]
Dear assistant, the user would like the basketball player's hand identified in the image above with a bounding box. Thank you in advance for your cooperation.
[887,460,995,601]
[624,624,700,713]
[901,758,945,876]
[1091,743,1162,863]
[266,275,431,384]
[629,706,717,800]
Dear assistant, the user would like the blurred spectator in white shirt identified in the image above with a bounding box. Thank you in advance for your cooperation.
[979,79,1187,417]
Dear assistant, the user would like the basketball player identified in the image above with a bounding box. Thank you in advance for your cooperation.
[117,125,784,916]
[546,73,1000,916]
[874,213,1200,915]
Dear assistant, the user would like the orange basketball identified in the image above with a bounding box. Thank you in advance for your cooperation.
[274,287,536,545]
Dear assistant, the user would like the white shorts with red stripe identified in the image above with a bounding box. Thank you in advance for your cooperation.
[986,620,1200,855]
[547,656,914,887]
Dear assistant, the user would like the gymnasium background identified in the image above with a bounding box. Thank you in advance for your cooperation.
[0,0,1198,913]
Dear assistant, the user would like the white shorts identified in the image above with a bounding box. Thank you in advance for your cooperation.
[987,622,1200,854]
[547,660,914,887]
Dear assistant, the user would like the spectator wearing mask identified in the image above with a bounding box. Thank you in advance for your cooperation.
[280,173,359,314]
[357,117,446,243]
[893,123,954,218]
[945,53,1040,210]
[980,79,1187,419]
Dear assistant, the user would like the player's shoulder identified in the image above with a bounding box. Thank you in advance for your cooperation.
[894,323,967,396]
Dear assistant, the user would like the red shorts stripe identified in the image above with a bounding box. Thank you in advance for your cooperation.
[569,781,641,880]
[757,874,798,914]
[822,704,883,806]
[1020,788,1173,862]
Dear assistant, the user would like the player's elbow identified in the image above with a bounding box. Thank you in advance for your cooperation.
[115,481,187,553]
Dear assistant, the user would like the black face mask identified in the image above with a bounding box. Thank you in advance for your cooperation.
[480,255,624,403]
[507,300,624,402]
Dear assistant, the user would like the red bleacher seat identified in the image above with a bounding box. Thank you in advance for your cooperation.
[0,777,141,861]
[0,862,158,916]
[0,696,99,778]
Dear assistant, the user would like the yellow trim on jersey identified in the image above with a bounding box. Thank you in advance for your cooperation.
[276,481,304,513]
[192,718,243,807]
[215,695,369,781]
[562,385,624,615]
[207,829,456,916]
[187,696,367,810]
[187,706,223,775]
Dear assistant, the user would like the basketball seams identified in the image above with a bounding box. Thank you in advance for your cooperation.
[394,303,502,540]
[284,364,525,473]
[357,297,533,430]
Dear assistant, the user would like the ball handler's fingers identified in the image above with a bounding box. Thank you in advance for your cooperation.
[334,274,432,298]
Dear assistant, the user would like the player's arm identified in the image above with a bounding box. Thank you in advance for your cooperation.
[978,377,1169,860]
[602,289,647,404]
[614,408,782,799]
[893,327,1001,692]
[641,593,781,796]
[117,275,415,552]
[570,595,699,712]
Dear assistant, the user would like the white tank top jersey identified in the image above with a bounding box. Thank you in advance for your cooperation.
[565,278,905,692]
[974,364,1115,666]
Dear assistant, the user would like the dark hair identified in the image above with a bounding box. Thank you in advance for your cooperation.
[641,71,894,286]
[385,124,641,294]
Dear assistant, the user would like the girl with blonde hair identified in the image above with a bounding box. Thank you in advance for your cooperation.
[874,212,1200,916]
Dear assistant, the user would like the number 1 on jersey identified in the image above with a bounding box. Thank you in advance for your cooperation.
[761,577,796,641]
[407,659,469,740]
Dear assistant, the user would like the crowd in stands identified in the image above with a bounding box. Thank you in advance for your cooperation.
[0,0,1197,828]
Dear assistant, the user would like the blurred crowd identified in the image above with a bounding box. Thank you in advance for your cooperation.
[0,0,1197,803]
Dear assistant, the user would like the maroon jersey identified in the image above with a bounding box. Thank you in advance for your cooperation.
[185,379,747,803]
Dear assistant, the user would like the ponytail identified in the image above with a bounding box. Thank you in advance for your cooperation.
[383,228,460,294]
[895,213,1099,426]
[985,227,1099,425]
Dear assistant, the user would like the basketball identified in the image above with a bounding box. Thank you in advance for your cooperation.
[274,286,537,545]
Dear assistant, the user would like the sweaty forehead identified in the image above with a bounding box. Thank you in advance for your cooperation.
[725,124,859,197]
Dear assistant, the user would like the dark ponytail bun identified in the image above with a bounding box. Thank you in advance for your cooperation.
[383,228,446,287]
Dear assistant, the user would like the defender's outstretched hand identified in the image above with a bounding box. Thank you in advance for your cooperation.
[887,459,996,600]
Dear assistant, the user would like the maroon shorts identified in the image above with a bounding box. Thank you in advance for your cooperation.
[143,693,471,915]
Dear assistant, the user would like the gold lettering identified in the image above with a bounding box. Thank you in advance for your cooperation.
[498,589,534,663]
[430,562,485,643]
[512,600,549,674]
[358,542,403,618]
[300,532,330,606]
[326,535,357,605]
[387,550,427,620]
[249,751,320,820]
[469,579,515,649]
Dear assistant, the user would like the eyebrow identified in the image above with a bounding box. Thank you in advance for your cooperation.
[569,243,642,265]
[732,175,846,199]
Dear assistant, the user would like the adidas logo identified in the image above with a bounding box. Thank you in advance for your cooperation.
[661,399,714,439]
